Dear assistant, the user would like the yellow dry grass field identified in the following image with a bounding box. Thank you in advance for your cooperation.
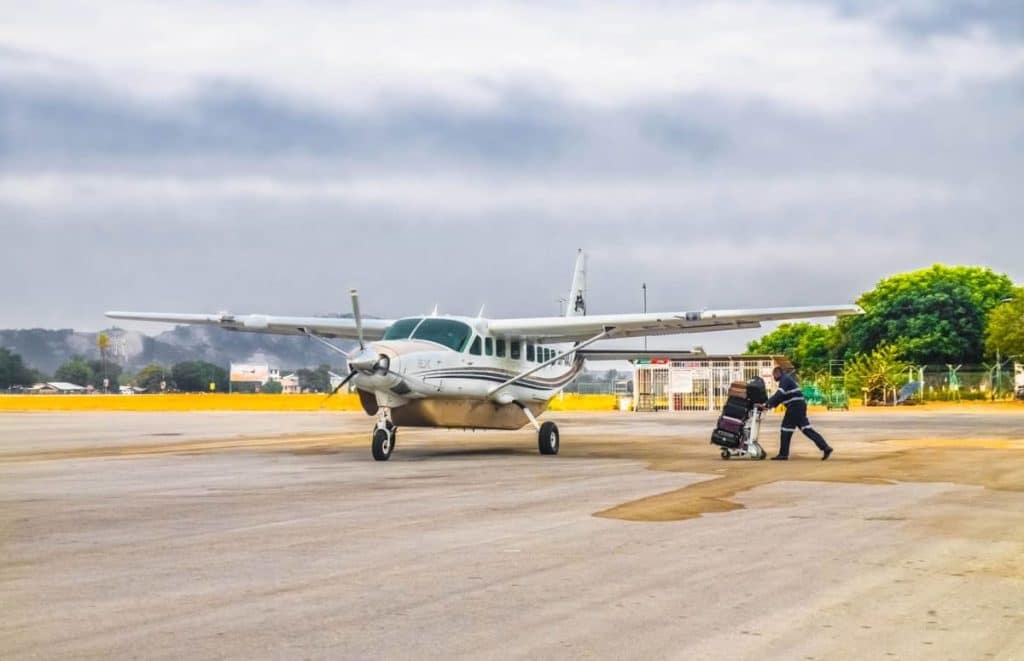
[0,392,620,412]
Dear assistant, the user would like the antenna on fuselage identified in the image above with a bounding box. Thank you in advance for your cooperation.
[476,304,486,319]
[430,304,439,317]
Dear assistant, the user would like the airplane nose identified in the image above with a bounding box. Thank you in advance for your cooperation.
[349,348,387,373]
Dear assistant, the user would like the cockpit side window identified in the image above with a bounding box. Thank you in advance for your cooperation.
[411,319,473,351]
[382,317,423,341]
[469,336,482,355]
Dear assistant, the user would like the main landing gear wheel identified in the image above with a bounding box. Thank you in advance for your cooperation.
[721,449,731,460]
[538,421,560,456]
[372,427,394,461]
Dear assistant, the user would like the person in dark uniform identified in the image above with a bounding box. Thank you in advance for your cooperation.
[763,366,833,461]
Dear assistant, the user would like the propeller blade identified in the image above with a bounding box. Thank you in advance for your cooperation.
[350,288,365,351]
[320,370,356,409]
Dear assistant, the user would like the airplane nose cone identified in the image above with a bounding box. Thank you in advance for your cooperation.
[349,348,383,373]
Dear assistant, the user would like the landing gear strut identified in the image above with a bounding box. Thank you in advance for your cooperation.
[371,409,396,461]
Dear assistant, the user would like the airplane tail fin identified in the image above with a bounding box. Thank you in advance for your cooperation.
[565,249,587,317]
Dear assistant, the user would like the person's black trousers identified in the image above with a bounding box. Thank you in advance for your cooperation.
[779,400,830,457]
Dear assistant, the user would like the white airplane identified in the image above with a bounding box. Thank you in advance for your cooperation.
[107,251,860,460]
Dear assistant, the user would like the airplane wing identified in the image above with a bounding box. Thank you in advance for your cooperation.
[577,349,703,361]
[487,305,862,342]
[105,311,394,341]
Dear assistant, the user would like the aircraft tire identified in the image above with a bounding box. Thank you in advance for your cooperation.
[538,421,559,456]
[372,428,394,461]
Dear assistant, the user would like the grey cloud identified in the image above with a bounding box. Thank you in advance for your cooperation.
[2,0,1022,354]
[825,1,1024,39]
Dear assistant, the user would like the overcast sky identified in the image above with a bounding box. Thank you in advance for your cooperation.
[1,0,1021,353]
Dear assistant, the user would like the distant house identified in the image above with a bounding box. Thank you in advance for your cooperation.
[279,373,301,394]
[29,382,88,394]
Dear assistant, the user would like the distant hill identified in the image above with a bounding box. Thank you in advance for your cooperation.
[0,324,357,375]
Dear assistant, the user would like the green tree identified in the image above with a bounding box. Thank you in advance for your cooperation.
[87,359,121,391]
[297,364,333,393]
[171,361,228,392]
[985,287,1024,359]
[746,322,836,373]
[0,348,35,388]
[845,345,910,404]
[133,364,168,393]
[260,380,283,394]
[54,355,94,387]
[842,265,1013,365]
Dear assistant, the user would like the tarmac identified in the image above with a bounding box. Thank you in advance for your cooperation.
[2,408,1023,659]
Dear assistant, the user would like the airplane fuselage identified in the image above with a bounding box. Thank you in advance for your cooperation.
[346,315,583,430]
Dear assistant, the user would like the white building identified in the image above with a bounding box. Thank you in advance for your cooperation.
[632,355,789,412]
[278,373,301,394]
[28,382,88,394]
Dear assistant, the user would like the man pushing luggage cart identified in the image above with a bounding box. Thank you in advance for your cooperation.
[710,376,770,460]
[762,366,834,461]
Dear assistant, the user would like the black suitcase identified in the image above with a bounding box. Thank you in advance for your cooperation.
[711,428,741,449]
[746,377,768,405]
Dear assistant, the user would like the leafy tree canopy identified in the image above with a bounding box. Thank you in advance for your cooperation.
[54,355,94,387]
[87,358,121,391]
[845,345,910,404]
[0,347,36,388]
[296,364,335,393]
[746,322,835,373]
[261,380,283,394]
[844,265,1013,365]
[133,364,168,393]
[171,361,228,393]
[985,287,1024,360]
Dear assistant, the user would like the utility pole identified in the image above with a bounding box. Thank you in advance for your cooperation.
[642,283,648,351]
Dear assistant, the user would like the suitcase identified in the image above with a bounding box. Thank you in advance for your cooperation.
[728,381,748,399]
[722,396,750,421]
[717,415,744,434]
[711,428,741,449]
[746,377,768,405]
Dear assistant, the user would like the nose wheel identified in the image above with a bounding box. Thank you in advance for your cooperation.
[371,412,396,461]
[538,421,559,456]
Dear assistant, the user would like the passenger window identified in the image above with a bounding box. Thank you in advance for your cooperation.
[469,336,482,355]
[496,339,506,357]
[484,337,493,356]
[510,340,521,359]
[526,343,535,362]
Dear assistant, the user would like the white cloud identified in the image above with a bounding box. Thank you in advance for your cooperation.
[0,171,981,221]
[2,1,1022,115]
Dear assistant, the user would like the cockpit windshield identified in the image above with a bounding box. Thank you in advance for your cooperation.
[411,319,473,352]
[382,318,423,341]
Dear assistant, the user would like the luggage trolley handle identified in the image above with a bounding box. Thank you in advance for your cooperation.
[747,406,765,444]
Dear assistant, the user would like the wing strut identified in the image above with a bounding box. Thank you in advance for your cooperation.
[488,327,615,399]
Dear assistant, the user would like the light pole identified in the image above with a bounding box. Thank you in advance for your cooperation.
[642,283,648,350]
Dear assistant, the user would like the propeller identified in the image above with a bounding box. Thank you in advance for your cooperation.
[320,369,357,408]
[308,289,392,408]
[350,288,365,351]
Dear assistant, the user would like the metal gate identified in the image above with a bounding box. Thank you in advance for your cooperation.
[636,358,779,412]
